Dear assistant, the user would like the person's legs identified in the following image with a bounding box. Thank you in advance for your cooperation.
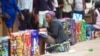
[44,35,55,44]
[55,8,62,19]
[39,34,55,44]
[8,27,13,35]
[18,10,27,30]
[25,10,33,29]
[4,12,16,35]
[86,24,96,39]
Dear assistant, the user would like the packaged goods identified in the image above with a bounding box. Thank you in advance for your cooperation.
[31,30,40,56]
[10,32,24,56]
[0,36,9,56]
[70,19,77,45]
[10,30,40,56]
[23,31,32,56]
[75,22,82,42]
[81,20,87,41]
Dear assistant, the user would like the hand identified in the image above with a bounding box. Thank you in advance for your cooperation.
[3,13,10,19]
[20,14,24,20]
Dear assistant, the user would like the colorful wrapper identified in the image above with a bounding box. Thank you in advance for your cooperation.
[31,30,40,56]
[0,36,9,56]
[81,20,86,41]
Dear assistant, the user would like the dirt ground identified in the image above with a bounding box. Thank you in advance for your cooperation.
[42,38,100,56]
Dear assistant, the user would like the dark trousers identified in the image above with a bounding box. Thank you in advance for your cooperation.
[19,9,32,30]
[62,12,72,18]
[55,8,62,19]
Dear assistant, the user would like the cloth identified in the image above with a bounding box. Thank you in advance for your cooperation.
[47,19,69,43]
[1,0,21,28]
[62,12,72,18]
[74,0,84,11]
[18,10,33,30]
[93,9,100,29]
[39,11,48,28]
[55,0,64,19]
[17,0,33,12]
[55,8,63,19]
[63,0,73,13]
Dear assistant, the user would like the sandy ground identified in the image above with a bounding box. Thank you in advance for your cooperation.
[42,38,100,56]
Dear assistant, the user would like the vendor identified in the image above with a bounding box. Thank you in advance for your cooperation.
[39,11,69,44]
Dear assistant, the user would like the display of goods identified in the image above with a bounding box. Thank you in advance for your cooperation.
[58,18,77,45]
[0,36,9,56]
[46,41,70,53]
[10,30,40,56]
[81,20,87,41]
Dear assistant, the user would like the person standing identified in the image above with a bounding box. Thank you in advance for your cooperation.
[17,0,33,30]
[73,0,86,18]
[62,0,73,18]
[1,0,24,34]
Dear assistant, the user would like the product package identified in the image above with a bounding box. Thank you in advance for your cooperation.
[23,31,32,56]
[81,20,87,41]
[0,36,10,56]
[10,30,40,56]
[10,32,24,56]
[31,30,40,56]
[75,21,82,42]
[70,19,77,45]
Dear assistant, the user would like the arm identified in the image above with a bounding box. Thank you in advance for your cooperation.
[72,0,75,10]
[48,21,59,38]
[13,0,21,14]
[93,11,97,24]
[13,0,25,20]
[1,0,6,13]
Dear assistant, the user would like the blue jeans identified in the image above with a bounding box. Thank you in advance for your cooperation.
[86,24,96,37]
